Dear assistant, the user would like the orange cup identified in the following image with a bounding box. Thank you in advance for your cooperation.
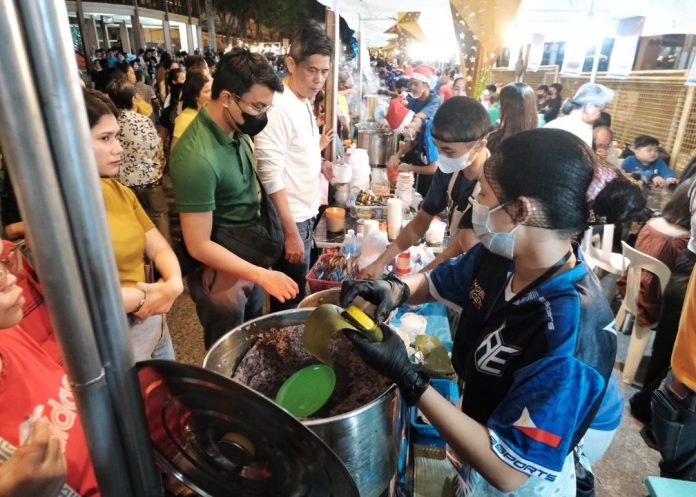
[325,207,346,232]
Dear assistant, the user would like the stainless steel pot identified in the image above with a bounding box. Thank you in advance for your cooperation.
[203,309,402,497]
[356,123,397,166]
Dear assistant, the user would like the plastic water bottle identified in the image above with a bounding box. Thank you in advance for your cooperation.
[343,230,357,276]
[355,233,364,258]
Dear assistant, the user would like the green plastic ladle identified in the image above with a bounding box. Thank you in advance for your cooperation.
[275,364,336,417]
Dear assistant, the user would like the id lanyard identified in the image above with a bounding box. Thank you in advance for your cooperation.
[480,250,573,327]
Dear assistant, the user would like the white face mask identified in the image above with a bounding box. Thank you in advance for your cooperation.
[437,141,479,174]
[471,198,518,259]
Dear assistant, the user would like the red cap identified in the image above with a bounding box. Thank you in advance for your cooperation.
[410,64,433,84]
[403,65,414,76]
[386,97,414,130]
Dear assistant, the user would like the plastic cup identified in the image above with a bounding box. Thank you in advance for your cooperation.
[425,221,447,245]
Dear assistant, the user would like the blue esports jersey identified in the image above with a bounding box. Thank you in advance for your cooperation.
[428,243,616,481]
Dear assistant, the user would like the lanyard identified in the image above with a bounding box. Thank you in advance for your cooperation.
[480,250,573,327]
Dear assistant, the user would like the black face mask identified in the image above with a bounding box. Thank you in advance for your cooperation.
[237,110,268,137]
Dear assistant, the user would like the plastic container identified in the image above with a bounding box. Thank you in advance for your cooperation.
[410,379,460,447]
[351,204,385,220]
[306,254,345,293]
[387,198,402,240]
[395,252,411,275]
[425,220,447,245]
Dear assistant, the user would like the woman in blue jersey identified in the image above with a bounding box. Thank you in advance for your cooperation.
[341,128,645,496]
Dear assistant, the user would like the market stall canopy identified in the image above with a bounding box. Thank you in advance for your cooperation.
[503,0,696,42]
[316,0,696,48]
[315,0,454,47]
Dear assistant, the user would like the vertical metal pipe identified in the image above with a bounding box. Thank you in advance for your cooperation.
[590,41,602,83]
[16,1,161,495]
[0,2,134,496]
[358,14,363,104]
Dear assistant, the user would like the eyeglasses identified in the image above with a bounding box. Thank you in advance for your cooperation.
[0,242,21,290]
[232,93,272,116]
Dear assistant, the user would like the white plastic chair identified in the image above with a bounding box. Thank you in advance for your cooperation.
[616,241,671,385]
[581,224,627,275]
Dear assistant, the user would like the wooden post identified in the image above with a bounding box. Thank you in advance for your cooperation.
[75,0,93,71]
[671,84,695,170]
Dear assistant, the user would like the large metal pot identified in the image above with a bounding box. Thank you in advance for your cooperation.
[203,309,402,497]
[357,123,397,166]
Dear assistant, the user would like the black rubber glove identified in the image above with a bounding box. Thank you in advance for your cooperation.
[345,324,429,405]
[340,275,411,323]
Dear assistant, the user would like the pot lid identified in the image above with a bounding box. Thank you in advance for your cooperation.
[137,360,359,497]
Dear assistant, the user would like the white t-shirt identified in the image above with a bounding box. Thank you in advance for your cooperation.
[255,88,322,223]
[544,112,593,146]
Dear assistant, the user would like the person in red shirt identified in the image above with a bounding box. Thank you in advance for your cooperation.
[0,241,100,496]
[438,67,456,103]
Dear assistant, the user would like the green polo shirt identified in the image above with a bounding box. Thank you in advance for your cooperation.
[169,107,261,228]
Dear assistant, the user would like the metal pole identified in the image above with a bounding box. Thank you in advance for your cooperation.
[206,0,216,51]
[324,3,340,161]
[16,1,162,495]
[0,2,134,496]
[358,13,363,103]
[75,0,94,72]
[590,40,602,83]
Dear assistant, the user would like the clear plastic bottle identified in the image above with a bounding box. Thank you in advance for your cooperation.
[343,230,357,277]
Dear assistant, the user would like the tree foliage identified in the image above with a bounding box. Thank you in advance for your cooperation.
[210,0,324,40]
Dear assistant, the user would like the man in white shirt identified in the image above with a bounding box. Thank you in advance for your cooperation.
[255,24,334,310]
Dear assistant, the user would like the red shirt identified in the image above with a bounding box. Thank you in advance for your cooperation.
[0,326,100,496]
[439,83,454,103]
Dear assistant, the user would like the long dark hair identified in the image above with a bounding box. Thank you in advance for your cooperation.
[487,83,538,153]
[661,178,693,230]
[181,72,210,110]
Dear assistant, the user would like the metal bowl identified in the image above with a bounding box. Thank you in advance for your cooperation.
[203,309,402,497]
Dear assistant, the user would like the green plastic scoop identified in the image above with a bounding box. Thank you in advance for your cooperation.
[275,364,336,417]
[274,304,383,418]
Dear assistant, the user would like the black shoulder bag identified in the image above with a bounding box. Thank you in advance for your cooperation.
[174,176,285,275]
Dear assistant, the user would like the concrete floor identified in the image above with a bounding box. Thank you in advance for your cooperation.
[167,283,662,497]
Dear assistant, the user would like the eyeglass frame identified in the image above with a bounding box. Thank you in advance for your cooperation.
[0,241,22,290]
[231,92,273,117]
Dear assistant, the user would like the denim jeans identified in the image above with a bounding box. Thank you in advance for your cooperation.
[270,218,313,312]
[651,371,696,480]
[129,314,175,362]
[188,265,264,349]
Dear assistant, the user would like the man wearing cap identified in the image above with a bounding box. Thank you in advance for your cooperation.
[387,64,441,196]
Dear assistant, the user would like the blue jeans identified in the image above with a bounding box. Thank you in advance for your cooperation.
[651,371,696,480]
[129,314,175,362]
[270,218,313,312]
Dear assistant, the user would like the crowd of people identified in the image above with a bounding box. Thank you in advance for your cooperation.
[0,19,694,497]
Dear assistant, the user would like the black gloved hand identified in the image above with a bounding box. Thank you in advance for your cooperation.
[345,324,429,405]
[340,275,411,323]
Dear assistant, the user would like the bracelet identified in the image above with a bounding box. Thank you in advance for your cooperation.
[133,288,147,313]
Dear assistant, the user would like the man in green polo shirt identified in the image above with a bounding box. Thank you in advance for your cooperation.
[169,48,298,348]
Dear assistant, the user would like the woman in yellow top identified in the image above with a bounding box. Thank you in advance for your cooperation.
[171,72,212,150]
[83,88,183,361]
